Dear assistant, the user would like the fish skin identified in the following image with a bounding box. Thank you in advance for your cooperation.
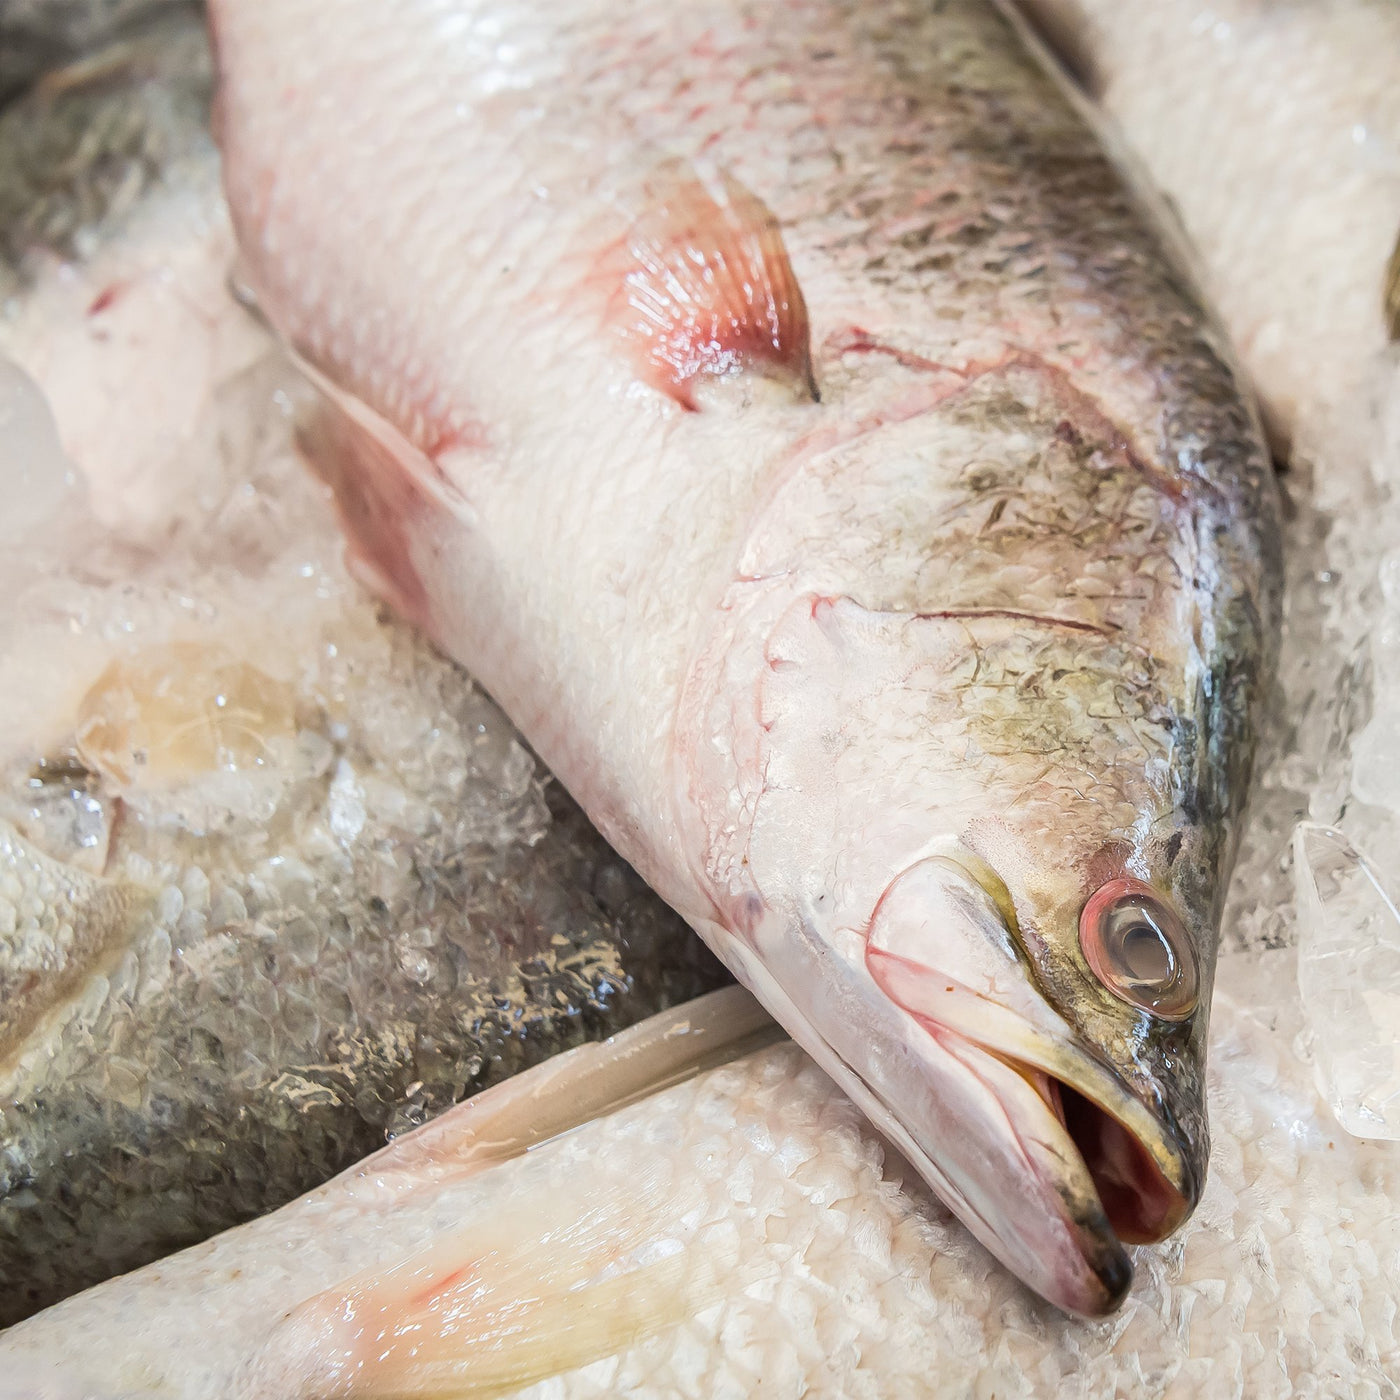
[4,992,896,1400]
[0,13,725,1325]
[212,0,1281,1312]
[3,967,1397,1399]
[1012,0,1400,455]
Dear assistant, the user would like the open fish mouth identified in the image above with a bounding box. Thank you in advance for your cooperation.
[713,842,1206,1316]
[1035,1069,1192,1248]
[866,942,1197,1315]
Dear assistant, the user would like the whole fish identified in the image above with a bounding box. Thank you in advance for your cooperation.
[1013,0,1400,456]
[0,14,724,1324]
[213,0,1281,1313]
[5,967,1398,1398]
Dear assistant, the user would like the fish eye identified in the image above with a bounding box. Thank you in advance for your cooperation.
[1078,878,1198,1021]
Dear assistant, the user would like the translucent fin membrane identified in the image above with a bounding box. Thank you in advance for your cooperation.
[610,161,816,409]
[246,987,780,1395]
[261,1184,738,1399]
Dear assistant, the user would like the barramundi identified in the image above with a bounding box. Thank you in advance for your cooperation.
[209,0,1282,1313]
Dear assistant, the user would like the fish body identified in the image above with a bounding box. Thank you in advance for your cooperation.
[0,15,723,1324]
[1014,0,1400,455]
[4,969,1398,1399]
[213,0,1281,1311]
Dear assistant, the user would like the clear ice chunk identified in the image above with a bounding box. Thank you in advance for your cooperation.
[1293,822,1400,1139]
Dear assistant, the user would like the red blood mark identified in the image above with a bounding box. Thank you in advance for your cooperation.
[809,332,1200,504]
[1080,840,1135,897]
[87,283,126,316]
[407,1264,474,1312]
[419,419,487,465]
[827,325,957,376]
[607,163,816,410]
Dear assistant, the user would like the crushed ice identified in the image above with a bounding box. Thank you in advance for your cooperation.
[1268,347,1400,1140]
[0,170,724,1318]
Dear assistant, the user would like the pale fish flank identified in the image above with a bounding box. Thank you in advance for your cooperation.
[0,10,726,1324]
[207,0,1281,1314]
[1,965,1397,1397]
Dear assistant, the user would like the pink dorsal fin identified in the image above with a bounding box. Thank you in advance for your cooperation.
[612,162,817,410]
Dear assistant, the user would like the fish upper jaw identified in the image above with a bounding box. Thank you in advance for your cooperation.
[702,850,1199,1317]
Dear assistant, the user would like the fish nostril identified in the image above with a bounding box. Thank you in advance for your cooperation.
[1079,878,1198,1021]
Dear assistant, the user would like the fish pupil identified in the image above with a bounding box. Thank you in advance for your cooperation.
[1112,916,1176,989]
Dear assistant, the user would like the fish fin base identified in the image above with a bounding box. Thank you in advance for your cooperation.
[293,355,475,635]
[608,161,817,410]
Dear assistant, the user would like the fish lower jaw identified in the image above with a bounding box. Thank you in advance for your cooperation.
[708,922,1137,1316]
[866,945,1198,1246]
[936,1018,1196,1252]
[912,1021,1138,1317]
[913,1005,1195,1292]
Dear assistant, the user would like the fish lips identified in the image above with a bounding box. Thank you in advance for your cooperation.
[865,941,1200,1315]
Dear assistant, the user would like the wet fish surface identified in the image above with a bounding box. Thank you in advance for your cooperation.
[1013,0,1400,456]
[0,13,725,1325]
[4,962,1398,1398]
[213,0,1281,1312]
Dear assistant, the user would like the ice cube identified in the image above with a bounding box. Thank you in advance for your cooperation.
[1293,822,1400,1139]
[1350,713,1400,810]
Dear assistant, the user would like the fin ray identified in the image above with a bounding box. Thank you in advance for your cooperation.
[611,162,817,409]
[245,989,778,1396]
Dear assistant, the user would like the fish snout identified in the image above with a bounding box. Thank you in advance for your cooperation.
[857,854,1198,1314]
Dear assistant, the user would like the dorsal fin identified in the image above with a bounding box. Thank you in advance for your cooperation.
[611,162,817,410]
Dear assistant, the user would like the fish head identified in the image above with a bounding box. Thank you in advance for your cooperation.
[691,617,1227,1317]
[849,812,1212,1318]
[684,429,1250,1314]
[729,786,1220,1317]
[868,794,1216,1277]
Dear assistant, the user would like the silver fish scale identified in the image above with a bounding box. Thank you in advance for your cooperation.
[0,10,727,1324]
[0,821,132,1051]
[0,652,726,1326]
